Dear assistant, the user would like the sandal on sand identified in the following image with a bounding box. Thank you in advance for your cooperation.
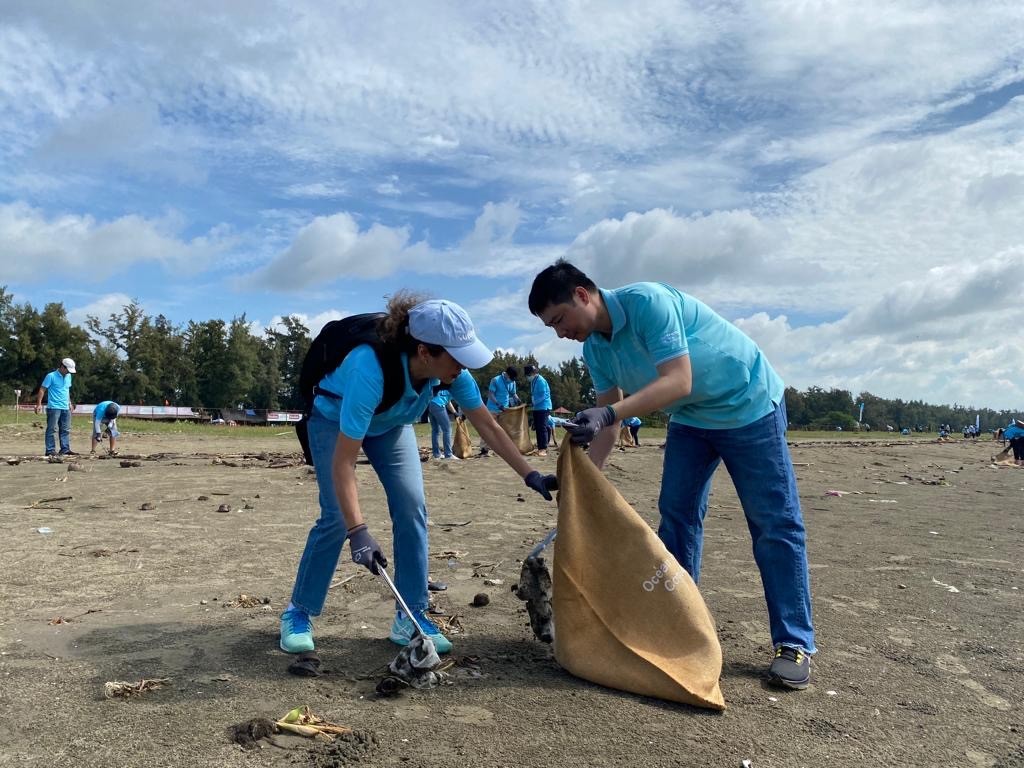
[287,650,322,677]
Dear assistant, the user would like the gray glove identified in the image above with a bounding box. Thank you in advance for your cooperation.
[565,405,617,445]
[348,524,387,574]
[524,470,559,501]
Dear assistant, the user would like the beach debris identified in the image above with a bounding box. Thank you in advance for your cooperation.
[27,495,72,509]
[47,455,64,464]
[66,462,85,472]
[119,460,142,468]
[513,553,554,644]
[931,577,960,593]
[381,633,447,692]
[227,594,270,608]
[288,651,322,677]
[824,489,849,497]
[103,677,170,699]
[471,593,490,607]
[227,717,280,750]
[36,527,53,534]
[198,495,210,501]
[216,503,231,513]
[275,705,352,740]
[483,578,503,586]
[6,458,21,465]
[139,502,154,510]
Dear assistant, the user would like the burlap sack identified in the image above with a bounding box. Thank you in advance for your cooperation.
[452,417,473,459]
[618,424,635,447]
[496,404,534,454]
[552,444,725,710]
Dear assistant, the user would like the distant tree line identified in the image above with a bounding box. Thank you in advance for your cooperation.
[1,290,1016,429]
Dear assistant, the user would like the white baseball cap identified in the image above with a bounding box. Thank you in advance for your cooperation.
[408,300,493,369]
[61,357,77,373]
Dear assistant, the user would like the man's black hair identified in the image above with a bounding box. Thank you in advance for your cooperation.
[104,403,119,420]
[524,364,536,375]
[504,366,519,380]
[528,259,598,316]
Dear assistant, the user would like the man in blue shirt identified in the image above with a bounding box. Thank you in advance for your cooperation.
[524,364,553,456]
[529,260,816,690]
[34,358,77,456]
[486,367,520,413]
[427,387,457,459]
[91,401,121,455]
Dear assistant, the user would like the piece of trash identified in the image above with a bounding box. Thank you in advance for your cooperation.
[483,578,503,586]
[767,696,778,702]
[384,633,446,691]
[36,527,53,534]
[103,677,170,699]
[471,593,490,607]
[824,489,848,497]
[275,705,353,740]
[139,502,154,511]
[742,760,753,768]
[119,460,142,468]
[826,690,837,696]
[929,531,939,535]
[897,584,907,589]
[931,577,959,593]
[216,504,231,513]
[868,499,897,504]
[227,717,279,750]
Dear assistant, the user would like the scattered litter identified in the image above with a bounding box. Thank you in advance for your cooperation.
[103,677,169,699]
[227,717,280,750]
[227,594,270,608]
[742,760,753,768]
[931,577,959,593]
[929,531,939,535]
[275,705,353,740]
[139,502,154,510]
[868,499,898,504]
[380,634,447,692]
[471,593,490,607]
[216,504,231,513]
[483,578,503,586]
[767,696,778,702]
[826,690,837,696]
[825,490,849,497]
[288,651,322,677]
[66,462,85,472]
[36,527,53,534]
[119,460,142,468]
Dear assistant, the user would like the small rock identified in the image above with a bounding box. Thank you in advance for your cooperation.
[897,583,907,589]
[7,458,21,466]
[200,599,208,605]
[119,460,142,468]
[216,504,231,513]
[66,462,85,471]
[197,495,209,501]
[471,593,490,607]
[140,502,155,511]
[243,503,254,510]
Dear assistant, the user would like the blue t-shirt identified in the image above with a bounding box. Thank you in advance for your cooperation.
[41,370,72,410]
[624,416,642,427]
[430,389,452,409]
[314,345,483,439]
[529,374,552,411]
[93,400,121,436]
[583,283,784,430]
[1004,423,1024,441]
[487,373,518,413]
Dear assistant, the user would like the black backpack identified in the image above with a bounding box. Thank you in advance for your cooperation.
[295,313,406,465]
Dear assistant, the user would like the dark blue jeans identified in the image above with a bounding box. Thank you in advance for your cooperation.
[532,409,551,449]
[45,408,71,455]
[658,401,815,654]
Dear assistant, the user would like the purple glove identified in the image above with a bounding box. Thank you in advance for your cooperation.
[565,405,617,445]
[524,470,559,501]
[348,524,387,574]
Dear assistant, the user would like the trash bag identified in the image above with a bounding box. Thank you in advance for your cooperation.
[496,404,534,454]
[551,444,726,710]
[452,417,473,459]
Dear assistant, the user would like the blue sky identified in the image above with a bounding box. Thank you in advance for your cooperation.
[2,1,1023,411]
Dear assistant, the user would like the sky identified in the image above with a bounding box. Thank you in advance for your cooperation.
[2,1,1023,412]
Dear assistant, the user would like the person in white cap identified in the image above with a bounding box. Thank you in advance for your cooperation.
[280,291,558,657]
[35,358,77,456]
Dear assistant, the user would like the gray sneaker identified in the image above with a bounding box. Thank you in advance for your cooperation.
[768,646,810,690]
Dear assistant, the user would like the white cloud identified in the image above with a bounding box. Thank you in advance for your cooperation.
[0,203,233,282]
[67,292,135,330]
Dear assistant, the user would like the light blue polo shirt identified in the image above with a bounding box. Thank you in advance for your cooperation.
[314,345,483,440]
[486,373,517,413]
[94,400,121,436]
[582,283,784,430]
[529,374,552,411]
[430,389,452,409]
[41,370,72,410]
[1004,423,1024,441]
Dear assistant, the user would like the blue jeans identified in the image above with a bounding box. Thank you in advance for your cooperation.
[427,403,452,458]
[532,409,551,449]
[658,401,816,654]
[45,408,71,454]
[290,408,430,616]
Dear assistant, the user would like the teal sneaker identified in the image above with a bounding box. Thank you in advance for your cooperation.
[389,610,452,654]
[280,608,314,653]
